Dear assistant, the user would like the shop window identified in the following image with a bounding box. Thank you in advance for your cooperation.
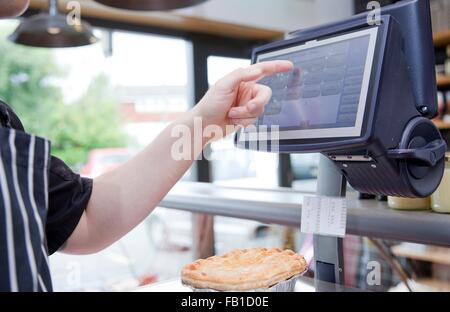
[207,56,279,188]
[0,20,194,291]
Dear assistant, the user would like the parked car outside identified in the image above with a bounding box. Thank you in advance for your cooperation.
[81,148,135,178]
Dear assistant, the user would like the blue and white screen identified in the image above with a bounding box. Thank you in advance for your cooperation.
[246,27,378,141]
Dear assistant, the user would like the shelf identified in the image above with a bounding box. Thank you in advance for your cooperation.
[433,120,450,130]
[437,75,450,88]
[392,243,450,266]
[160,182,450,247]
[434,30,450,48]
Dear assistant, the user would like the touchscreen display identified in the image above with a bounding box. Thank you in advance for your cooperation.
[246,27,378,141]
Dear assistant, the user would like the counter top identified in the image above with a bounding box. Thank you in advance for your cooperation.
[135,276,363,292]
[159,182,450,247]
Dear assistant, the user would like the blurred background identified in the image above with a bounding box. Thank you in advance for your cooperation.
[1,0,450,291]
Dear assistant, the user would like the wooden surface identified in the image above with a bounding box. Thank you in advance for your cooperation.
[392,243,450,266]
[437,75,450,88]
[28,1,450,45]
[433,120,450,130]
[28,1,450,46]
[434,30,450,48]
[28,0,284,41]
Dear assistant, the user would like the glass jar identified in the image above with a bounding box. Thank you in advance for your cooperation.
[431,155,450,214]
[388,196,431,211]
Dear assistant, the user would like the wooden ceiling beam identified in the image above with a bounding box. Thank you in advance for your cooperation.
[28,0,284,41]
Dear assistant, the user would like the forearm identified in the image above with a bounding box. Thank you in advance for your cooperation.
[64,110,204,254]
[62,60,292,255]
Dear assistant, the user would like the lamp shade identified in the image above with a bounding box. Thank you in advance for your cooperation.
[8,0,98,48]
[93,0,207,11]
[0,0,30,18]
[9,13,98,48]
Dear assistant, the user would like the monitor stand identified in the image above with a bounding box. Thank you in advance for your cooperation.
[313,155,346,291]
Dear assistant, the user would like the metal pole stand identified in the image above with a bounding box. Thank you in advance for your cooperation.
[313,155,346,290]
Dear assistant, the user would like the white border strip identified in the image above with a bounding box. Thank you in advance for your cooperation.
[9,132,38,291]
[0,137,18,291]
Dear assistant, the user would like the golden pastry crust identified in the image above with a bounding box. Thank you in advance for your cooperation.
[181,247,308,291]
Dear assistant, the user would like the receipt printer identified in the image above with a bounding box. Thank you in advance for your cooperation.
[236,0,446,197]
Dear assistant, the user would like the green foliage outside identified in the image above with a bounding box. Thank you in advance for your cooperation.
[0,27,128,168]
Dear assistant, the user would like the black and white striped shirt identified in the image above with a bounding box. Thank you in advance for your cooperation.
[0,101,93,292]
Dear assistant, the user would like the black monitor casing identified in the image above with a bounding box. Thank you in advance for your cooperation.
[236,1,446,197]
[289,0,438,119]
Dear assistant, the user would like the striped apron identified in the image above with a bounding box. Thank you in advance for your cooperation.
[0,106,52,292]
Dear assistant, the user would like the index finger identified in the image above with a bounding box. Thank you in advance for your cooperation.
[252,60,294,78]
[217,60,293,91]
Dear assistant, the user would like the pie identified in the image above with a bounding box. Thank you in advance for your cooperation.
[181,247,308,291]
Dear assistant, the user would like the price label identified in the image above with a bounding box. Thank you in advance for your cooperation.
[301,196,347,237]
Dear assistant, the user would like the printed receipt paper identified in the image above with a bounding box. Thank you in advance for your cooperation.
[301,196,347,237]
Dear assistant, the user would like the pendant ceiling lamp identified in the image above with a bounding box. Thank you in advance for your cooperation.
[93,0,208,11]
[0,0,30,18]
[9,0,98,48]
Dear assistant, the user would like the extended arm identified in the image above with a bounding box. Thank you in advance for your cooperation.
[63,61,293,254]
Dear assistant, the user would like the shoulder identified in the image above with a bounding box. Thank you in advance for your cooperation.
[0,100,25,131]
